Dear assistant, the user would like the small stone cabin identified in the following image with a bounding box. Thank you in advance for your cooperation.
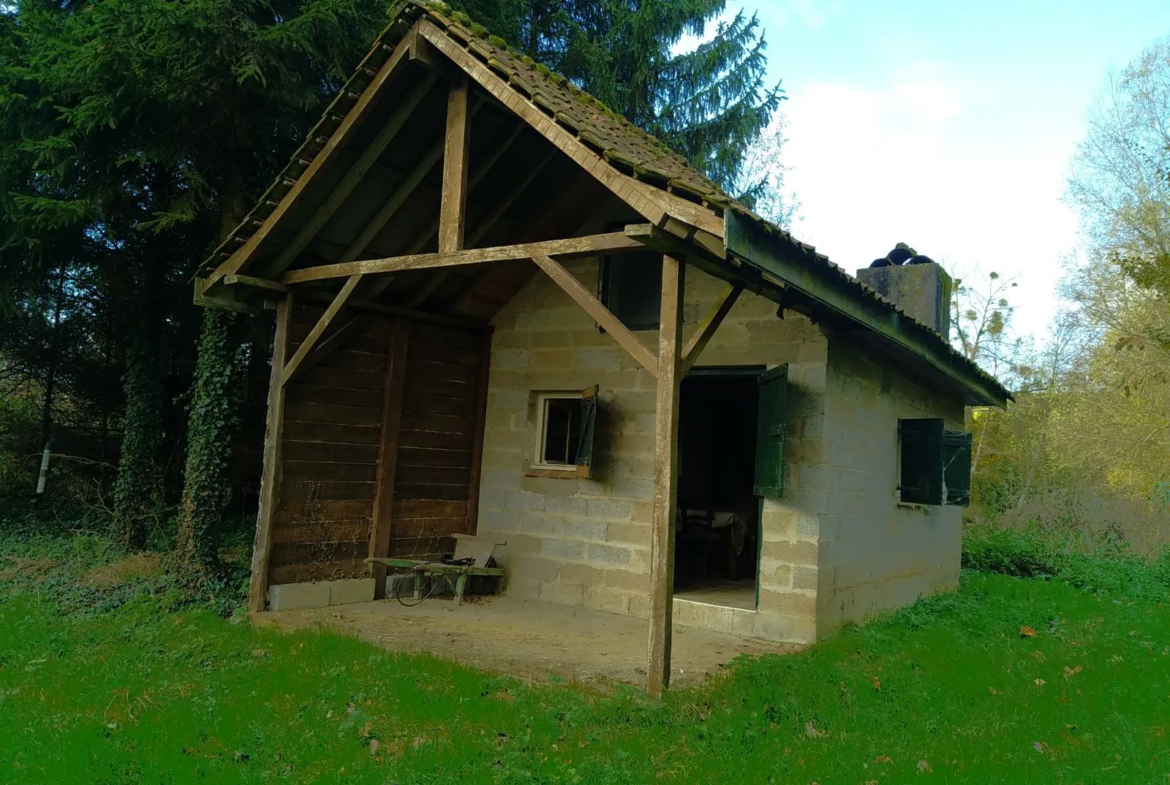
[196,1,1010,693]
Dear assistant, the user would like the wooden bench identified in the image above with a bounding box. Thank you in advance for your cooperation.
[365,533,505,606]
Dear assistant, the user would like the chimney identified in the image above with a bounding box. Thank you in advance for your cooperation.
[856,245,952,338]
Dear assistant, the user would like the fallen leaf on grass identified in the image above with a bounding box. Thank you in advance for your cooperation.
[870,675,882,691]
[874,756,891,763]
[804,721,826,739]
[917,760,932,774]
[988,686,999,695]
[1063,665,1082,678]
[369,739,380,757]
[1020,626,1037,638]
[1034,679,1046,687]
[1033,742,1045,753]
[251,649,267,657]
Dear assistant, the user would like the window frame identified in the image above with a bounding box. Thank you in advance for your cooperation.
[525,386,599,480]
[533,392,585,471]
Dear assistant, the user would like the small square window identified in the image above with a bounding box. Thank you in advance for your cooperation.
[538,395,583,467]
[529,387,599,478]
[599,242,663,331]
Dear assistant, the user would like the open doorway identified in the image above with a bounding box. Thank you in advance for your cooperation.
[674,368,762,611]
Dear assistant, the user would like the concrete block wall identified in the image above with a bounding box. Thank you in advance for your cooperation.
[476,257,829,641]
[815,337,965,635]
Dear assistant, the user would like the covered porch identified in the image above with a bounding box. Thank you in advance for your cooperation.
[258,594,797,687]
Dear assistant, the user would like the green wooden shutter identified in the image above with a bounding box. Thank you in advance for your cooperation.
[900,418,944,505]
[943,430,973,507]
[754,365,788,498]
[575,385,599,474]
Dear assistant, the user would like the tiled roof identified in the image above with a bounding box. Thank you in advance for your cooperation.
[203,0,1009,404]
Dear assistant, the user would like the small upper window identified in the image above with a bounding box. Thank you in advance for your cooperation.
[599,251,663,331]
[532,387,599,477]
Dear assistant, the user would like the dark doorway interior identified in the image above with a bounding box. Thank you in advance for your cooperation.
[674,369,761,610]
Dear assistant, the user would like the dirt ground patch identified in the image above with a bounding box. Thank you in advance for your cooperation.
[81,552,164,587]
[258,595,801,688]
[0,555,57,581]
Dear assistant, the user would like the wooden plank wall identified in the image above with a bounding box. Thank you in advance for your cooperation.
[268,303,389,584]
[390,323,490,560]
[264,303,492,586]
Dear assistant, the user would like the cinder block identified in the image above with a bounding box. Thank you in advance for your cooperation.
[328,578,375,606]
[542,538,585,560]
[576,349,621,369]
[758,560,793,590]
[268,582,329,611]
[583,587,630,615]
[754,613,817,644]
[539,581,584,606]
[758,589,817,620]
[493,348,530,370]
[792,566,818,592]
[761,539,819,566]
[511,555,561,582]
[587,498,634,520]
[605,523,648,546]
[559,562,599,584]
[587,543,632,566]
[602,568,650,592]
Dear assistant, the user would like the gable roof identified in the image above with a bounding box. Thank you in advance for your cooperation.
[201,0,1010,407]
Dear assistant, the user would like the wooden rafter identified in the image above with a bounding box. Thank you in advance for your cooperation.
[208,29,416,288]
[648,254,684,698]
[532,255,658,376]
[263,74,439,277]
[364,120,528,305]
[681,284,742,374]
[439,75,471,254]
[282,231,647,284]
[418,20,725,239]
[406,147,556,308]
[280,275,363,386]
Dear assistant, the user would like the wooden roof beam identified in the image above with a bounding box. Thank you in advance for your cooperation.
[280,274,363,386]
[438,75,471,254]
[681,284,742,374]
[282,230,647,284]
[404,146,557,309]
[532,254,658,377]
[417,20,725,240]
[207,27,418,289]
[261,72,439,279]
[362,119,528,304]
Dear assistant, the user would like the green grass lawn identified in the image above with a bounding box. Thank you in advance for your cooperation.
[2,536,1169,784]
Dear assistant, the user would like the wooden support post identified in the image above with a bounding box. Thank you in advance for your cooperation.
[682,284,742,374]
[647,254,683,697]
[248,297,292,612]
[531,254,658,377]
[404,148,555,308]
[369,317,410,599]
[281,275,362,386]
[465,330,493,535]
[439,76,471,254]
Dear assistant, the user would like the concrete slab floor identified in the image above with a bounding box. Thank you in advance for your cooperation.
[256,595,802,688]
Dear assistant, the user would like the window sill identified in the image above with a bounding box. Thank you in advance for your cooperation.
[525,466,591,480]
[896,500,935,510]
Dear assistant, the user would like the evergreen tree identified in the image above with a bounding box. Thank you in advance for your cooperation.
[0,0,387,568]
[452,0,783,206]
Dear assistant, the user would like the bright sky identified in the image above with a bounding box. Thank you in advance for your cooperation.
[740,0,1170,341]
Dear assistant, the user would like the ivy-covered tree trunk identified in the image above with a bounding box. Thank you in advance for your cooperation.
[110,326,164,551]
[174,307,243,574]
